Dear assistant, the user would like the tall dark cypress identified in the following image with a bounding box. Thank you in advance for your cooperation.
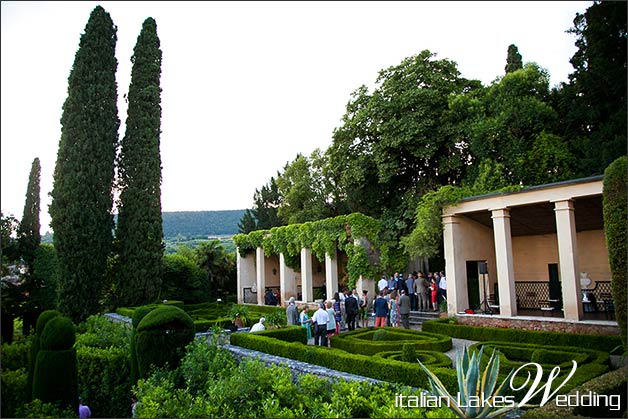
[18,158,41,274]
[505,44,523,73]
[116,17,164,306]
[49,6,119,323]
[17,157,42,333]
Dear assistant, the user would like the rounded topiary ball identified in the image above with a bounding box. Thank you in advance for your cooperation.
[35,310,61,337]
[40,316,76,351]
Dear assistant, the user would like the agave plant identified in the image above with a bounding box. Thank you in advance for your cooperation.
[417,346,517,418]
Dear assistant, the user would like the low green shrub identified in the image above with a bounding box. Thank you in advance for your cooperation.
[423,318,622,353]
[1,368,28,418]
[1,340,31,371]
[251,325,307,344]
[75,315,131,350]
[16,399,76,419]
[77,345,131,419]
[331,327,452,355]
[230,330,457,391]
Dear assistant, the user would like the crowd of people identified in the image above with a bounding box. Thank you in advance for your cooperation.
[274,271,447,345]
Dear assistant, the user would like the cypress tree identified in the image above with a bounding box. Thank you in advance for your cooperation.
[505,44,523,73]
[49,6,119,323]
[17,157,42,333]
[116,17,164,306]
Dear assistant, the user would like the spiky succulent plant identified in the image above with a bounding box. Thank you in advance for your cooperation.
[418,346,517,418]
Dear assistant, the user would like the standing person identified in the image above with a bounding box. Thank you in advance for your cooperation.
[406,273,417,311]
[78,397,92,418]
[312,303,329,346]
[416,272,427,311]
[373,291,388,327]
[325,301,337,345]
[378,275,388,292]
[332,292,342,333]
[398,289,411,329]
[389,290,399,327]
[439,272,447,303]
[359,290,369,328]
[300,306,312,341]
[131,394,138,418]
[286,296,299,325]
[429,277,439,311]
[339,289,347,328]
[344,290,359,331]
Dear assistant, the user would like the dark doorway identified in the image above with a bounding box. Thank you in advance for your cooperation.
[548,263,562,309]
[466,261,480,310]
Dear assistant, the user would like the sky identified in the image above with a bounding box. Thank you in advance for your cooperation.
[1,1,592,234]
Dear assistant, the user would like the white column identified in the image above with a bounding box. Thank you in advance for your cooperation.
[236,252,255,304]
[325,250,338,301]
[443,215,468,315]
[301,248,313,302]
[280,253,298,303]
[491,208,517,317]
[554,199,583,320]
[256,247,266,306]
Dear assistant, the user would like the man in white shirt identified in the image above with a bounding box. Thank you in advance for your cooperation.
[250,317,266,332]
[311,303,329,346]
[439,272,447,304]
[378,275,388,292]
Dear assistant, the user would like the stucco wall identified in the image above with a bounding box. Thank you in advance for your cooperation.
[264,255,280,288]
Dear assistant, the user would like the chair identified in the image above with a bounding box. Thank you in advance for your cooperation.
[602,297,615,320]
[488,294,500,313]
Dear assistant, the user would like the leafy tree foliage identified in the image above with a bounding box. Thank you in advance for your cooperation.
[0,212,20,268]
[239,177,284,232]
[116,17,164,307]
[505,44,523,73]
[0,212,21,343]
[237,209,257,234]
[49,6,119,323]
[194,240,236,298]
[559,0,627,177]
[160,253,208,303]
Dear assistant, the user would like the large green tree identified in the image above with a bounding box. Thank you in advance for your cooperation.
[49,6,119,323]
[17,157,43,333]
[115,17,164,307]
[239,177,284,232]
[559,1,627,177]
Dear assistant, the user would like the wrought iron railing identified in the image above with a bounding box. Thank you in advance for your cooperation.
[514,282,550,309]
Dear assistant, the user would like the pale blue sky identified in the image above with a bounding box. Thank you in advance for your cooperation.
[1,1,591,233]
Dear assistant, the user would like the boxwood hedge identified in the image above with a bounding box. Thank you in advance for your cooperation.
[423,318,622,353]
[330,327,452,355]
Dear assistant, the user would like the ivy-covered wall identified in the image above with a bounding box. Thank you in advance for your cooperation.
[233,213,388,289]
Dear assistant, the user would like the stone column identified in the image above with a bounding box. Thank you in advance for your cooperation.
[325,250,338,301]
[554,199,583,320]
[443,215,467,315]
[236,252,256,304]
[280,253,298,303]
[491,208,517,317]
[256,247,266,306]
[301,248,313,302]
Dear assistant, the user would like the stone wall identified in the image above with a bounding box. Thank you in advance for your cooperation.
[455,314,620,335]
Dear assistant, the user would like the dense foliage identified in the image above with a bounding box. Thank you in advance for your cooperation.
[49,6,119,324]
[17,158,41,287]
[602,156,627,349]
[164,210,246,237]
[115,17,165,307]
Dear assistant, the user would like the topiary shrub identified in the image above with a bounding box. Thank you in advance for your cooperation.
[130,306,154,384]
[27,309,61,401]
[32,316,77,412]
[401,343,417,363]
[135,305,195,379]
[603,156,627,350]
[372,329,389,341]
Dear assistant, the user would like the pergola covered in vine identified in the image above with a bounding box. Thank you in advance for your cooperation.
[233,213,386,305]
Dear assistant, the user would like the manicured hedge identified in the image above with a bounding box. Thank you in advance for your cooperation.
[422,318,622,353]
[1,340,30,371]
[27,310,61,400]
[230,328,457,391]
[374,350,452,367]
[135,305,195,378]
[525,366,627,418]
[331,327,452,355]
[1,368,27,418]
[77,346,131,419]
[116,300,185,319]
[603,156,627,350]
[249,325,308,344]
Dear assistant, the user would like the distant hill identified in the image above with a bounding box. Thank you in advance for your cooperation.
[162,210,245,238]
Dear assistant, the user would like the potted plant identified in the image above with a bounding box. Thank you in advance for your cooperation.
[228,304,250,328]
[265,310,286,330]
[438,299,448,318]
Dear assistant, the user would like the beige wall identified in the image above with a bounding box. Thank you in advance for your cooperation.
[511,229,610,286]
[264,255,280,288]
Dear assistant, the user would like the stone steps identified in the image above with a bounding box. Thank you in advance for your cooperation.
[409,310,440,325]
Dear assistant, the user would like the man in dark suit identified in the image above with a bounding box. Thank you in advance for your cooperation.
[344,289,359,331]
